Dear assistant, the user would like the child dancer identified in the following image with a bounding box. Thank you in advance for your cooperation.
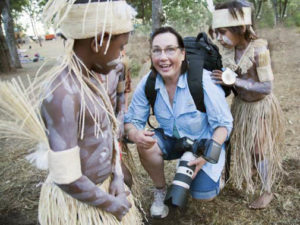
[211,0,284,209]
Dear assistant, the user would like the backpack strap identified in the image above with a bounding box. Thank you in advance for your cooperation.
[196,33,231,97]
[145,71,157,129]
[145,71,157,110]
[186,57,206,113]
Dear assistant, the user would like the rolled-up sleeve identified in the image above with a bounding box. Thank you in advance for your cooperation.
[202,70,233,139]
[124,74,151,130]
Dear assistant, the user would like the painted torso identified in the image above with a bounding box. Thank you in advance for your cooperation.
[42,68,114,185]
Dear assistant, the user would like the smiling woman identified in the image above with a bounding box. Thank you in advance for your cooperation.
[124,26,233,219]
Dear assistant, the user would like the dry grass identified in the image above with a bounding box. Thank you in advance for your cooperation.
[0,27,300,225]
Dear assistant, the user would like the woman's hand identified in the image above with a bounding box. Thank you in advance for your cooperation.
[187,157,207,179]
[134,130,157,150]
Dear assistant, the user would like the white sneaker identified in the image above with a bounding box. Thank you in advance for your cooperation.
[150,188,169,218]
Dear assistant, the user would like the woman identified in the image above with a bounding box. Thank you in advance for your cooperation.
[124,27,233,218]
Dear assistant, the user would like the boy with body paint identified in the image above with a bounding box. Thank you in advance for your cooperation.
[211,0,284,209]
[29,0,141,224]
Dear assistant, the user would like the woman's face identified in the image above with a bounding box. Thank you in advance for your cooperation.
[151,32,185,80]
[215,28,240,48]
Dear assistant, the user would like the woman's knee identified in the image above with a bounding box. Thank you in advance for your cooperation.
[137,143,163,159]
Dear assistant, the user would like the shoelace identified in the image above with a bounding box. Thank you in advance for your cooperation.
[153,189,166,206]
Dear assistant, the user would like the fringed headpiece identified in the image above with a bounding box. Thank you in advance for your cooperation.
[212,7,252,29]
[43,0,136,38]
[43,0,136,53]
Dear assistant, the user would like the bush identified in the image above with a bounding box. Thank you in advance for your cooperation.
[284,11,300,27]
[163,0,211,35]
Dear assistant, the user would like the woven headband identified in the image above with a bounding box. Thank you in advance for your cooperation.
[43,0,136,39]
[212,7,252,29]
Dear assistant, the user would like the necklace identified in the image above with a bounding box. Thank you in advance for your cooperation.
[221,40,255,74]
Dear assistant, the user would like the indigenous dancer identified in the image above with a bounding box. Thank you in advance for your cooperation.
[211,0,285,209]
[0,0,142,224]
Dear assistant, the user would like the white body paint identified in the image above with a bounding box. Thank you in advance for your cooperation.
[107,56,121,67]
[217,33,233,46]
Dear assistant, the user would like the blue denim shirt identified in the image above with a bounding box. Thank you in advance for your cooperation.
[125,69,233,182]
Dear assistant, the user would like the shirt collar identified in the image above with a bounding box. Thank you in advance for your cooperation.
[155,72,187,90]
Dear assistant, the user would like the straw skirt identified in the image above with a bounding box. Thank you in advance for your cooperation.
[38,176,142,225]
[230,94,284,193]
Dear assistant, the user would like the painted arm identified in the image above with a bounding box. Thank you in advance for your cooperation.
[234,78,272,95]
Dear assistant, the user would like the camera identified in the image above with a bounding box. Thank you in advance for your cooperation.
[164,137,222,208]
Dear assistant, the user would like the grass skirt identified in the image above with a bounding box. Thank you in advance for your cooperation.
[230,94,284,193]
[38,176,143,225]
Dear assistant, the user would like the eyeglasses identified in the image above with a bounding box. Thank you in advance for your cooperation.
[151,46,181,57]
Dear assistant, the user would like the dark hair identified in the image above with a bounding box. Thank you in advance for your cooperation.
[149,26,188,76]
[215,0,257,41]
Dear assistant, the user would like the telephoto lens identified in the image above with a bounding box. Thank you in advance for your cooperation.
[164,151,196,208]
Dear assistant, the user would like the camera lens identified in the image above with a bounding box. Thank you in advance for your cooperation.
[164,152,196,208]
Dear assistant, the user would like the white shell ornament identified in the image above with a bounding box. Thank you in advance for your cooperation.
[222,68,237,85]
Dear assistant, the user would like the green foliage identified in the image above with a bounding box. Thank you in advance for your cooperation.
[127,0,152,23]
[256,2,275,28]
[10,0,47,32]
[163,0,211,36]
[128,0,211,34]
[283,0,300,27]
[284,12,300,27]
[11,0,30,13]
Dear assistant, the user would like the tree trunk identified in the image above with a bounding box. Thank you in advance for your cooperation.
[0,22,13,73]
[271,0,279,26]
[152,0,163,32]
[0,1,13,73]
[3,0,22,69]
[140,0,145,24]
[281,0,288,19]
[256,0,263,19]
[279,0,282,20]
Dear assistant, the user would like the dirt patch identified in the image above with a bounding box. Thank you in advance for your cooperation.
[0,27,300,225]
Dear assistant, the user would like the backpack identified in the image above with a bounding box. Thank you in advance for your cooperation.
[145,32,231,115]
